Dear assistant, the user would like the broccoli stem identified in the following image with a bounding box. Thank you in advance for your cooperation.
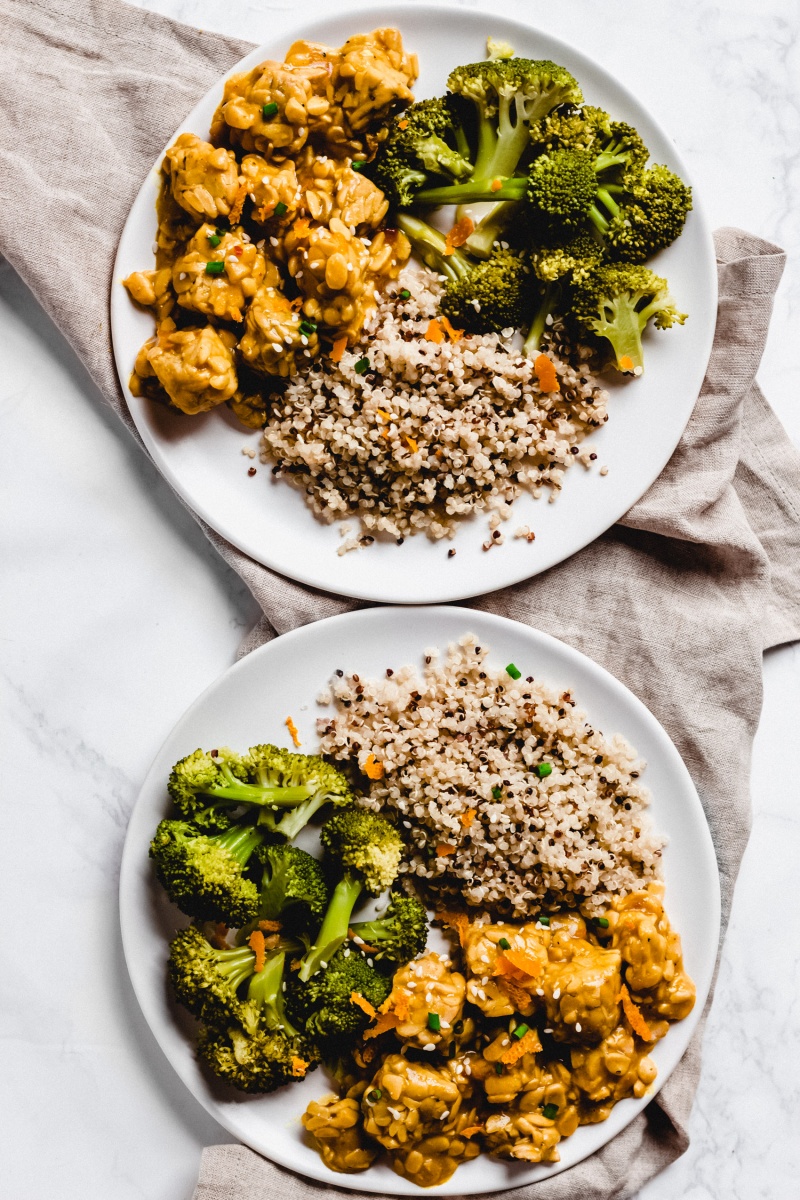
[245,950,302,1036]
[523,283,560,357]
[595,294,648,371]
[204,782,313,808]
[269,793,331,841]
[298,875,363,982]
[214,823,266,866]
[210,943,258,991]
[415,174,525,206]
[394,212,473,282]
[464,200,521,259]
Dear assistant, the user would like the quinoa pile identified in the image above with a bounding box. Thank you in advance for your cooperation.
[317,635,664,918]
[260,268,608,548]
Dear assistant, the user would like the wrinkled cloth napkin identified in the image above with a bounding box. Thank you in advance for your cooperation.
[3,1,800,1197]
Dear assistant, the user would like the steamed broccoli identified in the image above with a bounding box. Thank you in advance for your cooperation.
[394,211,473,284]
[349,892,428,964]
[196,1020,314,1094]
[288,946,391,1049]
[440,247,534,333]
[592,163,693,262]
[252,842,329,930]
[150,819,264,926]
[413,57,582,207]
[532,228,604,284]
[168,923,257,1028]
[167,744,353,842]
[297,809,404,981]
[570,263,687,373]
[365,97,472,207]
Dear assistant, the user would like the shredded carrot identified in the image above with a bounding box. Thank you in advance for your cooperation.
[290,296,304,311]
[461,1125,484,1139]
[397,118,409,130]
[363,753,385,780]
[438,909,470,947]
[350,991,378,1019]
[379,988,411,1020]
[439,315,464,343]
[293,217,310,237]
[248,930,266,973]
[291,1055,310,1077]
[425,318,445,344]
[285,715,301,747]
[364,1011,401,1040]
[496,975,532,1011]
[330,334,348,363]
[404,435,419,453]
[619,984,654,1041]
[534,353,560,393]
[444,216,475,254]
[228,180,248,226]
[618,355,635,372]
[380,427,391,439]
[490,178,503,193]
[290,957,302,971]
[376,408,394,420]
[500,1028,541,1065]
[258,919,282,933]
[436,843,456,857]
[496,948,544,978]
[459,808,477,829]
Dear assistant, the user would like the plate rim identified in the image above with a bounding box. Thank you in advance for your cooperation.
[110,2,718,606]
[119,603,722,1195]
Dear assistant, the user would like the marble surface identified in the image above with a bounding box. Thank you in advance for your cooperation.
[2,1,799,1197]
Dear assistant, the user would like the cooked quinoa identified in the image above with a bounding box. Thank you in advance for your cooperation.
[317,635,664,918]
[261,268,608,546]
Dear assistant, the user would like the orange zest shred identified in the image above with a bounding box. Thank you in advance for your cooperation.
[459,808,477,829]
[438,909,469,948]
[496,948,544,978]
[380,427,391,439]
[439,315,464,343]
[248,930,266,973]
[534,353,560,393]
[461,1125,485,1139]
[330,334,348,363]
[293,217,310,237]
[291,1055,310,1077]
[618,354,635,372]
[258,919,282,933]
[436,843,456,857]
[397,119,409,130]
[285,715,301,747]
[490,178,503,193]
[444,216,475,255]
[404,435,419,453]
[496,975,532,1010]
[425,318,445,344]
[379,988,411,1020]
[619,984,654,1041]
[290,957,302,971]
[363,753,385,780]
[376,408,393,420]
[228,180,248,226]
[500,1028,541,1065]
[364,1011,401,1040]
[350,992,378,1019]
[290,296,304,311]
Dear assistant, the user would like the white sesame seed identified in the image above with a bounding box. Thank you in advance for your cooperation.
[423,1042,436,1052]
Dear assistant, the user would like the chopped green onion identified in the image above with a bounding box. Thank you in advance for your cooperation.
[351,159,366,172]
[354,357,370,374]
[506,662,522,680]
[205,260,225,276]
[427,1012,441,1032]
[495,1062,504,1075]
[595,917,610,929]
[207,233,221,248]
[299,319,317,335]
[537,916,550,927]
[399,288,411,300]
[536,762,553,778]
[491,785,502,800]
[512,1023,530,1039]
[262,102,279,119]
[542,1103,558,1120]
[273,200,288,217]
[368,1088,382,1102]
[498,937,510,950]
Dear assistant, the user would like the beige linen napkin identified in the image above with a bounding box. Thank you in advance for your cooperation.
[2,2,800,1197]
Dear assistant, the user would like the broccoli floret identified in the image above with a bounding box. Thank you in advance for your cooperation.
[441,247,534,333]
[571,263,687,373]
[168,923,256,1028]
[366,98,472,207]
[414,58,582,207]
[394,211,473,283]
[196,1021,314,1094]
[297,809,403,981]
[252,843,329,930]
[150,819,264,926]
[596,164,692,262]
[528,104,612,155]
[350,893,428,964]
[169,744,353,841]
[287,946,391,1049]
[168,747,251,831]
[532,228,604,284]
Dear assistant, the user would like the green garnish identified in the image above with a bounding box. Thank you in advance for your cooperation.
[273,201,288,217]
[207,233,221,248]
[368,1088,382,1102]
[204,261,225,276]
[537,916,550,927]
[495,1062,504,1074]
[399,288,411,300]
[299,320,317,335]
[491,786,502,800]
[354,357,370,374]
[427,1012,441,1032]
[351,159,366,172]
[542,1103,559,1120]
[536,762,553,778]
[512,1022,530,1039]
[595,916,610,929]
[498,937,510,950]
[506,663,522,680]
[262,102,279,119]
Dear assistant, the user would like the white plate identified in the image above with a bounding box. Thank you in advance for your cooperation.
[111,4,717,605]
[119,606,720,1195]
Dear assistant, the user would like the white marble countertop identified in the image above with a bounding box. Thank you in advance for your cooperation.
[2,1,799,1197]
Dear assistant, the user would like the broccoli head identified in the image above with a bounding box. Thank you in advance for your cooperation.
[168,747,251,831]
[150,819,264,926]
[350,892,428,964]
[440,247,534,333]
[196,1021,315,1094]
[168,923,256,1028]
[287,946,391,1049]
[247,744,354,840]
[571,262,687,373]
[599,164,692,262]
[365,97,472,207]
[532,228,604,284]
[297,809,404,981]
[528,104,612,155]
[252,842,329,930]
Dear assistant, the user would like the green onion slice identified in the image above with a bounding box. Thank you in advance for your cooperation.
[498,937,510,950]
[262,101,279,119]
[427,1012,441,1032]
[351,159,366,172]
[368,1088,382,1102]
[399,288,411,300]
[595,916,610,929]
[207,233,221,247]
[205,260,225,276]
[299,320,317,335]
[273,200,288,217]
[506,662,522,680]
[491,786,502,800]
[354,357,370,374]
[512,1023,530,1039]
[536,762,553,778]
[537,916,550,927]
[542,1103,558,1120]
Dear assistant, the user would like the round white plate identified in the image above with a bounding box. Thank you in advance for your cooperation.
[120,606,720,1195]
[111,4,717,605]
